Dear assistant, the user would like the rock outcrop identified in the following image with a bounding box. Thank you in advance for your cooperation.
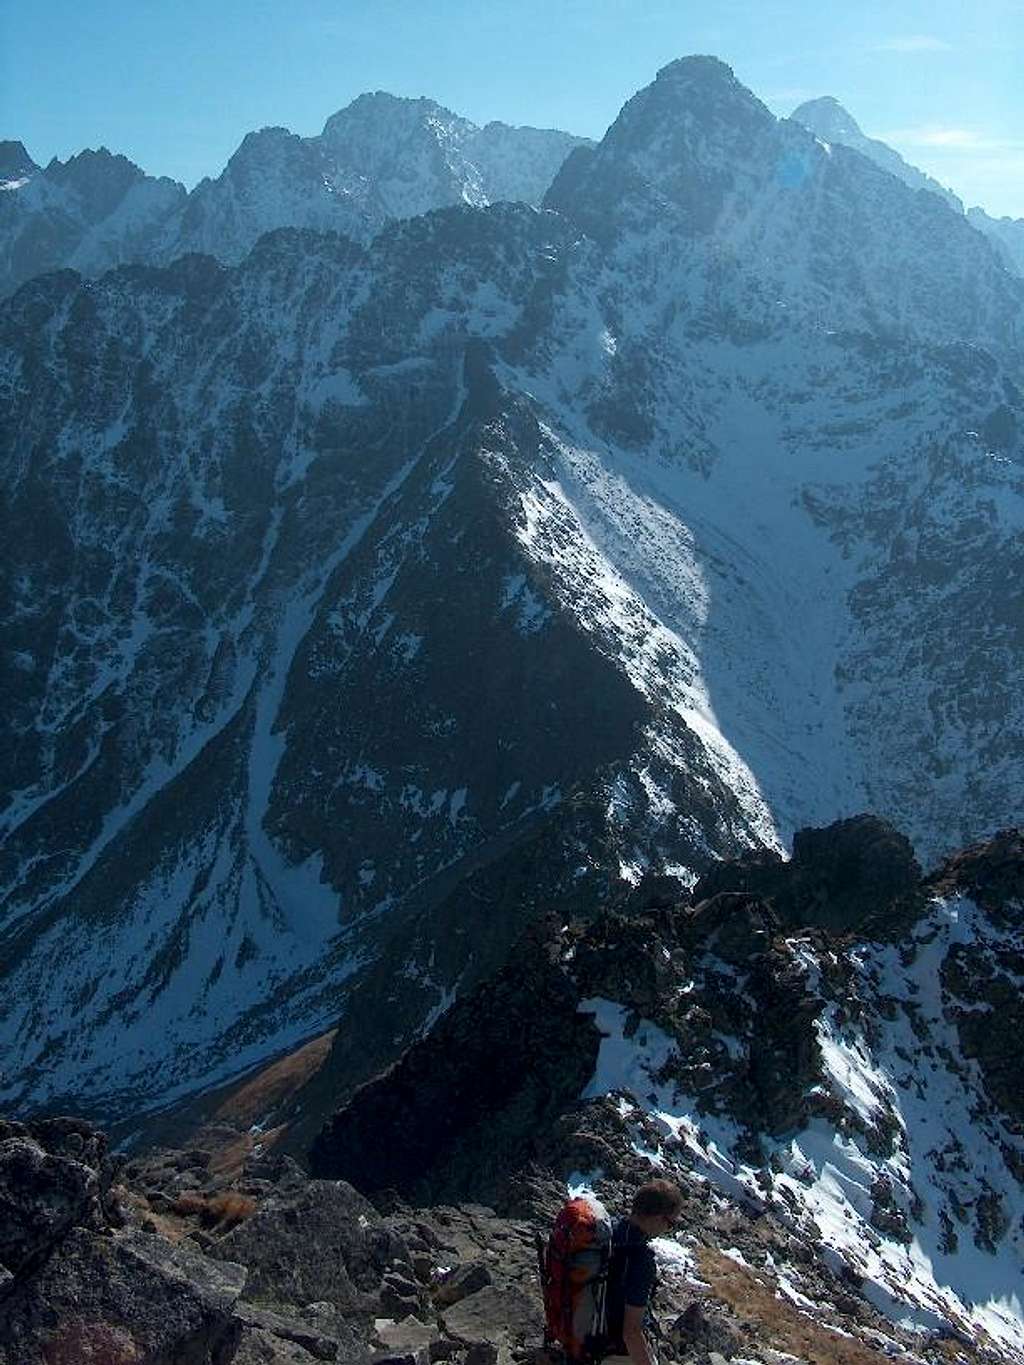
[692,814,922,932]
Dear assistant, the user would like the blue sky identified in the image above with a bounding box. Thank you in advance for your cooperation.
[3,0,1023,216]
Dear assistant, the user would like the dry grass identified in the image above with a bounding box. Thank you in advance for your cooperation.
[699,1248,991,1364]
[172,1190,257,1230]
[205,1129,259,1177]
[212,1030,336,1127]
[699,1247,907,1365]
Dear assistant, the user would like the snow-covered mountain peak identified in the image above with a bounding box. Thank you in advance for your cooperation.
[790,94,864,143]
[321,90,475,144]
[317,90,487,217]
[544,54,789,244]
[1,93,585,295]
[213,125,328,196]
[610,52,775,154]
[791,94,964,214]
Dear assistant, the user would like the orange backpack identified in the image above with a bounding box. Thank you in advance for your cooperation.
[538,1194,613,1360]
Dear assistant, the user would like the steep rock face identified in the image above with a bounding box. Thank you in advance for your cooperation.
[789,98,1024,281]
[0,141,38,182]
[568,835,1024,1358]
[309,929,601,1199]
[790,96,964,214]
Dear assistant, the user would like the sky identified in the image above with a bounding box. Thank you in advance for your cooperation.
[2,0,1023,217]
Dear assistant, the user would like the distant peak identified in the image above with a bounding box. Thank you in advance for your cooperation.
[345,91,445,113]
[791,96,863,141]
[229,126,300,161]
[601,53,774,159]
[44,147,147,186]
[59,147,142,170]
[321,91,472,144]
[655,54,738,85]
[0,139,38,178]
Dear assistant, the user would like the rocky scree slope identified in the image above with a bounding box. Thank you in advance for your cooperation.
[0,97,586,297]
[2,56,1023,1134]
[2,822,1022,1364]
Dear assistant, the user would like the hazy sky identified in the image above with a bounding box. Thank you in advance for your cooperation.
[3,0,1023,216]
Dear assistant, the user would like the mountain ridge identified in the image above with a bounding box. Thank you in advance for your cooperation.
[0,95,588,298]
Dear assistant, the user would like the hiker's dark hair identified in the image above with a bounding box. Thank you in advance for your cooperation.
[631,1179,683,1218]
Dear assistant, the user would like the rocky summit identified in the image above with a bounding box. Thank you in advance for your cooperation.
[2,49,1024,1364]
[2,825,1023,1363]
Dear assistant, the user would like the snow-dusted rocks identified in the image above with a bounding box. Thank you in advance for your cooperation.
[1,98,586,295]
[302,825,1024,1359]
[790,95,1024,280]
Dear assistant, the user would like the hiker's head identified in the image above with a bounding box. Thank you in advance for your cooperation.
[629,1178,684,1238]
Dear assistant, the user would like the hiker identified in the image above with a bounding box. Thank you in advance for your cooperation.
[540,1177,683,1365]
[602,1179,682,1365]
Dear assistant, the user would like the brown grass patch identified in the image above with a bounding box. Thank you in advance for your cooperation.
[699,1247,901,1365]
[212,1030,336,1126]
[700,1248,988,1363]
[172,1190,257,1230]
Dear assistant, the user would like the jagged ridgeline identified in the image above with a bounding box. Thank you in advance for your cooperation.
[2,827,1023,1362]
[1,44,1023,1264]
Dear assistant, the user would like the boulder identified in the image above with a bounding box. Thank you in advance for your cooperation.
[234,1301,365,1361]
[693,815,921,933]
[211,1179,414,1316]
[438,1282,543,1351]
[374,1315,439,1357]
[231,1328,326,1363]
[0,1227,246,1364]
[0,1135,101,1276]
[433,1260,493,1308]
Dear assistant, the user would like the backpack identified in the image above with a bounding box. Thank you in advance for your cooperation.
[537,1194,613,1361]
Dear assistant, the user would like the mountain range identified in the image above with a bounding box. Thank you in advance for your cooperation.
[2,52,1024,1359]
[0,101,585,298]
